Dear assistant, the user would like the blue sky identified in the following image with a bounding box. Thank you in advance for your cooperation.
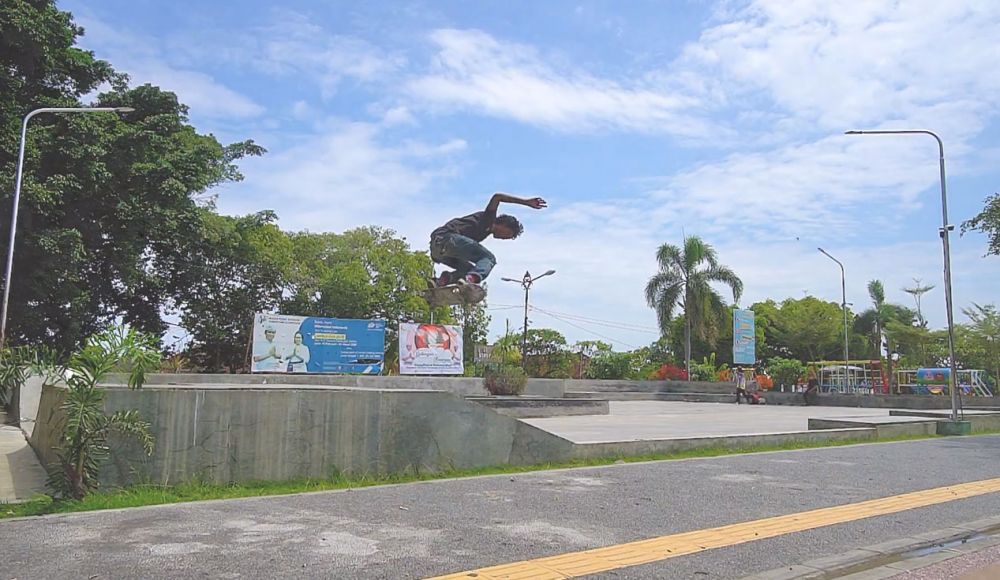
[65,0,1000,350]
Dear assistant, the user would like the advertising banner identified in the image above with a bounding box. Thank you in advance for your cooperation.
[732,309,756,365]
[399,322,464,375]
[916,368,951,385]
[251,313,385,374]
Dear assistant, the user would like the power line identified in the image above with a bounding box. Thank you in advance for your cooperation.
[530,307,639,349]
[528,305,660,334]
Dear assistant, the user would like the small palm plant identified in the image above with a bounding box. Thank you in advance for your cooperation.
[482,333,527,396]
[47,326,161,500]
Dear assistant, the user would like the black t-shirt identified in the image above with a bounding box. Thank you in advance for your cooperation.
[431,207,496,242]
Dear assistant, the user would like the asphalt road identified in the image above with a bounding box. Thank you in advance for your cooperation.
[3,436,1000,580]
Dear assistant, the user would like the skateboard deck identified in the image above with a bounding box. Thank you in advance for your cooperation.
[422,282,486,307]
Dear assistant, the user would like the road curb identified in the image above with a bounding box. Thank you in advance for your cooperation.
[740,515,1000,579]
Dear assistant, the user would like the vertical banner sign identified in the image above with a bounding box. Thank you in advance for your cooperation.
[733,309,756,365]
[399,322,464,375]
[251,313,385,374]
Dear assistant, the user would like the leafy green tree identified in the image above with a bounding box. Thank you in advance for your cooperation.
[646,236,743,377]
[522,328,574,378]
[759,297,849,363]
[962,192,1000,256]
[887,320,947,368]
[454,298,491,366]
[282,226,448,369]
[173,211,292,372]
[585,351,634,380]
[44,326,160,499]
[961,303,1000,381]
[1,2,263,350]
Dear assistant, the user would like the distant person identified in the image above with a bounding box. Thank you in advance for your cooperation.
[803,378,820,406]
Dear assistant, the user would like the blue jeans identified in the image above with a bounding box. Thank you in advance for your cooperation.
[430,233,496,281]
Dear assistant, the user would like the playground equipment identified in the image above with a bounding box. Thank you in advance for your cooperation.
[896,368,994,397]
[811,360,888,394]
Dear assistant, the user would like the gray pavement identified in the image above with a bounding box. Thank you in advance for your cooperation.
[2,435,1000,579]
[0,413,47,503]
[523,401,931,442]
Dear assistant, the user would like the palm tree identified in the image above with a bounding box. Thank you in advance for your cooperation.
[857,280,916,391]
[645,235,743,377]
[902,278,935,327]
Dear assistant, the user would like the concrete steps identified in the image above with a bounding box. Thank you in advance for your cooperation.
[566,390,736,403]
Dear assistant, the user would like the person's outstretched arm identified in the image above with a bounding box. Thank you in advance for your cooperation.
[486,192,547,214]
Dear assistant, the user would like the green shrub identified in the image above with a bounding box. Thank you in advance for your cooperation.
[483,363,527,396]
[767,357,806,389]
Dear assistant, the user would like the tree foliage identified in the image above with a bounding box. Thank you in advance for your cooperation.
[962,192,1000,256]
[0,2,262,351]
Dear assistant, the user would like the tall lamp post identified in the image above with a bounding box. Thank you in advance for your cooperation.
[845,129,960,422]
[1,106,135,345]
[818,247,850,392]
[501,269,555,366]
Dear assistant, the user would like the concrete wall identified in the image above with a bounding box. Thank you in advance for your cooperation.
[764,391,998,410]
[108,373,567,399]
[29,384,577,486]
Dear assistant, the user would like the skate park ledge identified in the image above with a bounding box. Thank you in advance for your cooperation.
[13,374,997,489]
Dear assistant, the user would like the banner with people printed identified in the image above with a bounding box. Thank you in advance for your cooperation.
[398,322,464,375]
[251,313,385,374]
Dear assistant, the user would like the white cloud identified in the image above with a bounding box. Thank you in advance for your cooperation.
[407,29,722,138]
[677,0,1000,137]
[182,10,405,99]
[219,121,465,234]
[74,14,264,120]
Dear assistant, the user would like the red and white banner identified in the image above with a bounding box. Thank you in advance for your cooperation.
[399,322,464,375]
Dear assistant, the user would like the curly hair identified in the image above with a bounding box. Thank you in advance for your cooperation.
[495,214,524,238]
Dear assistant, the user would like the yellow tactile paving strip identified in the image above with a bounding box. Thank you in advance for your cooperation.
[427,477,1000,580]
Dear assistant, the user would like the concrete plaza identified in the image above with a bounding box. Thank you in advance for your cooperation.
[523,401,933,443]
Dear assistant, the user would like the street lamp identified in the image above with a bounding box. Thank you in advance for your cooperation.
[818,247,850,392]
[845,129,960,422]
[501,269,555,366]
[1,106,135,345]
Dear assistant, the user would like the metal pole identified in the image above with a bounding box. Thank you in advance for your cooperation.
[845,130,960,421]
[1,106,133,346]
[818,248,849,391]
[522,280,530,367]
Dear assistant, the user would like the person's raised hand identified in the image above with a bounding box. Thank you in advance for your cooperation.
[526,197,547,209]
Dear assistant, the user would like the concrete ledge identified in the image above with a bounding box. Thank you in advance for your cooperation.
[764,391,997,410]
[570,427,876,460]
[565,391,736,403]
[466,397,609,418]
[105,373,567,398]
[936,420,972,435]
[808,417,938,438]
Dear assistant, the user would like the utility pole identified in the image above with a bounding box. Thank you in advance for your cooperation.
[502,269,555,367]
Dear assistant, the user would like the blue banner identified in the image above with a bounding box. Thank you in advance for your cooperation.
[733,309,756,365]
[252,314,385,374]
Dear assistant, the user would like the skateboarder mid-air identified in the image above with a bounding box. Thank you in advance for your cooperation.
[430,192,547,287]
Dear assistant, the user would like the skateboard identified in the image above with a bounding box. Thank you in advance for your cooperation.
[421,282,486,307]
